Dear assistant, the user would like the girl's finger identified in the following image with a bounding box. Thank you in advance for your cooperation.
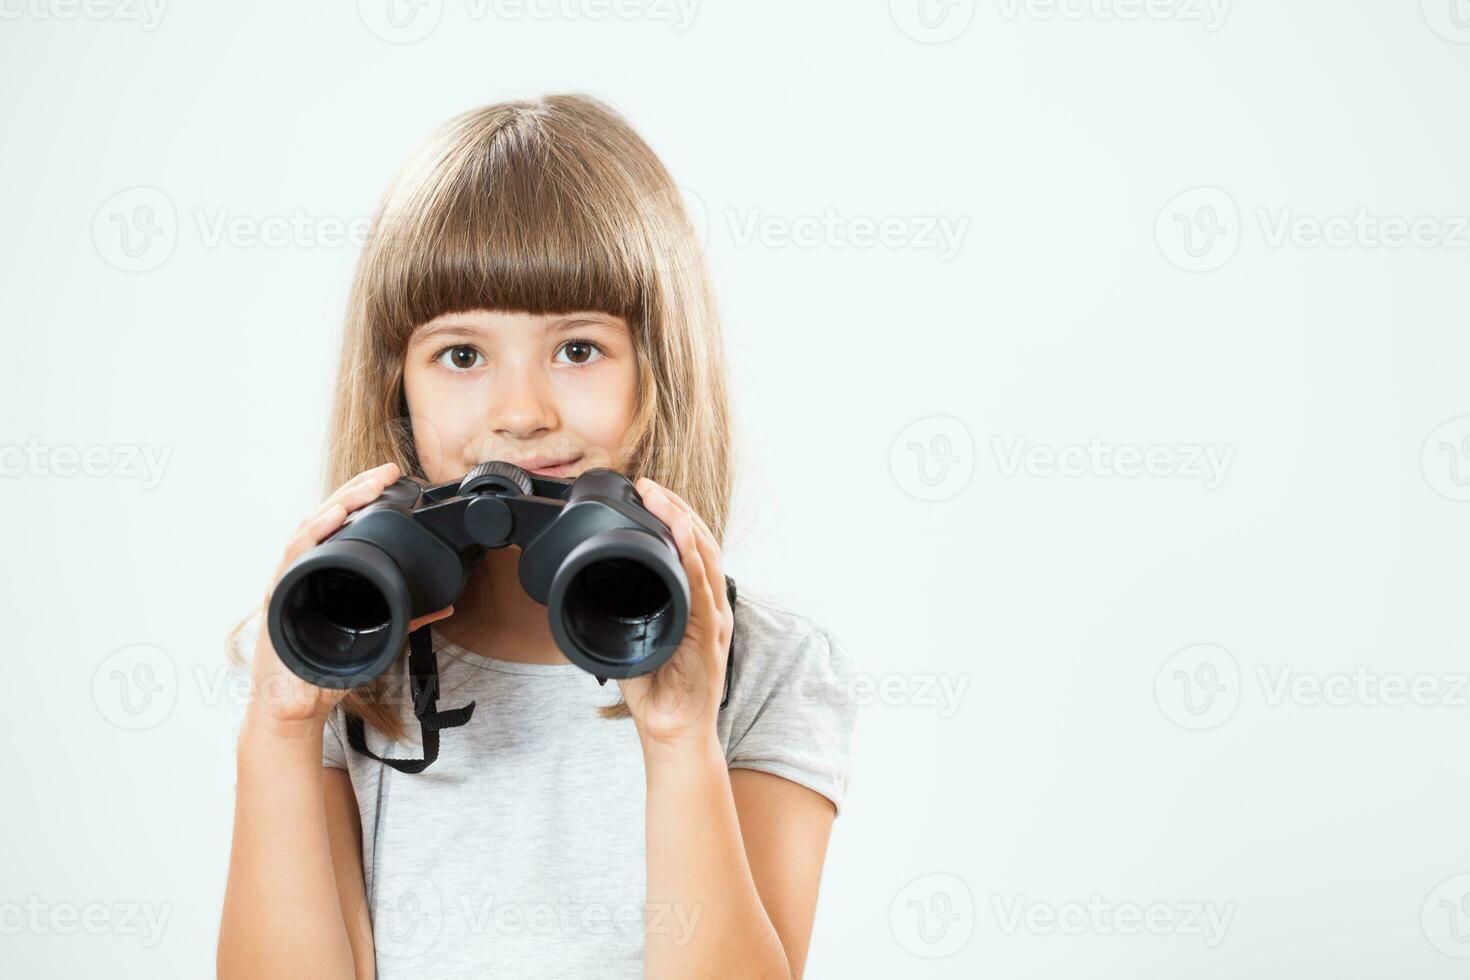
[640,479,720,553]
[640,478,708,540]
[323,462,400,512]
[688,524,731,627]
[277,503,347,576]
[671,512,718,627]
[299,464,400,532]
[295,463,399,532]
[638,480,731,625]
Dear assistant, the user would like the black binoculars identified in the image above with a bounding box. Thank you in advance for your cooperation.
[266,461,690,690]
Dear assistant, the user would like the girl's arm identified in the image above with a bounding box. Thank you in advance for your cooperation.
[324,768,377,976]
[642,736,835,979]
[219,462,436,979]
[622,478,840,979]
[217,714,365,980]
[728,769,836,977]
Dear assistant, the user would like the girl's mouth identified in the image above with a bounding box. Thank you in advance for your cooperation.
[512,455,583,477]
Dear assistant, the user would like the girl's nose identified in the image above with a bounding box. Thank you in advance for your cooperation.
[489,372,558,439]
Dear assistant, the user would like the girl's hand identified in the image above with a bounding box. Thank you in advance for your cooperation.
[617,477,735,749]
[247,462,455,730]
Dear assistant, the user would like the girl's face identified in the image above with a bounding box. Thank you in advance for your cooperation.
[401,308,639,485]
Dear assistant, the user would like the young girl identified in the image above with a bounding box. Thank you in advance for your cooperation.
[217,93,858,979]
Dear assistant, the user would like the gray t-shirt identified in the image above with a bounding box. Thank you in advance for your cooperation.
[312,587,859,979]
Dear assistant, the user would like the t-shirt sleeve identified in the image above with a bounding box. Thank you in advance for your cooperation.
[725,626,860,816]
[322,703,349,770]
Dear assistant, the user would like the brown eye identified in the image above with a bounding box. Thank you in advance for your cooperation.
[436,345,483,371]
[556,340,604,367]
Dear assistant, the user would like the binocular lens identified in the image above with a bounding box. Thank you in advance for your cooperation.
[550,528,688,675]
[272,540,410,684]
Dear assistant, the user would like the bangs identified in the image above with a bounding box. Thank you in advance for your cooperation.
[367,125,652,344]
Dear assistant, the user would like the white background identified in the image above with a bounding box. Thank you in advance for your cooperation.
[2,0,1469,976]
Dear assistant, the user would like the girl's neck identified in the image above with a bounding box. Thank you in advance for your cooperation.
[431,547,572,666]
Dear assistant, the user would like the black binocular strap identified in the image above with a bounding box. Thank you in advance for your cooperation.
[344,575,738,774]
[344,625,477,775]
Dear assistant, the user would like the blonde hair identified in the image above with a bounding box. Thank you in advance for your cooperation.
[227,93,732,741]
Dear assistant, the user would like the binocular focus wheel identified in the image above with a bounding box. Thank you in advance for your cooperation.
[459,460,534,497]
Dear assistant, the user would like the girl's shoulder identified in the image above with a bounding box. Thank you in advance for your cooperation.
[729,583,860,687]
[720,583,861,814]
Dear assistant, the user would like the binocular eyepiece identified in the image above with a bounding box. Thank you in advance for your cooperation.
[265,462,691,690]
